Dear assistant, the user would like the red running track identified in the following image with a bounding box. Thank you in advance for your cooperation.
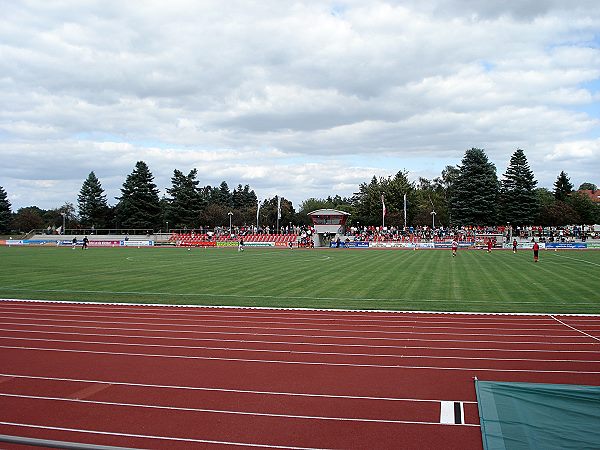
[0,300,599,449]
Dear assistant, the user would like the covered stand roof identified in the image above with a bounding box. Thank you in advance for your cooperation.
[307,209,350,234]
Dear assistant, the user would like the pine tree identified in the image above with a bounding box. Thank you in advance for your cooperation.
[554,171,574,201]
[451,148,499,226]
[0,186,12,233]
[78,172,109,227]
[116,161,162,230]
[165,169,204,228]
[500,149,537,226]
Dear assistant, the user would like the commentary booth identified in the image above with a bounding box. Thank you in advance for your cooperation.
[307,209,350,247]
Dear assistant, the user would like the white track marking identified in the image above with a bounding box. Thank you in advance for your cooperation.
[3,301,600,322]
[4,303,595,325]
[0,309,588,332]
[2,345,599,374]
[0,373,476,404]
[550,315,600,343]
[2,327,597,353]
[0,321,595,346]
[0,317,586,339]
[2,298,599,317]
[0,421,328,449]
[2,336,598,365]
[0,393,480,426]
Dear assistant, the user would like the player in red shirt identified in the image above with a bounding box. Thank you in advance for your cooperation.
[451,239,458,257]
[487,239,493,253]
[533,241,539,262]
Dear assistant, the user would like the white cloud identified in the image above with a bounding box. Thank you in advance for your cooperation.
[0,0,599,212]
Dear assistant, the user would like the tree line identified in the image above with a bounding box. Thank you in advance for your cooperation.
[0,148,598,234]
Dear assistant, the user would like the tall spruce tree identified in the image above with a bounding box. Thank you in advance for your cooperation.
[0,186,12,233]
[165,169,204,229]
[451,148,499,226]
[500,149,537,226]
[553,171,574,201]
[116,161,162,230]
[78,172,109,227]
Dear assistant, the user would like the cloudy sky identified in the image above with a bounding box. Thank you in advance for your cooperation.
[1,0,599,212]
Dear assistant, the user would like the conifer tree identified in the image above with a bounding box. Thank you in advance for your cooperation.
[450,148,499,226]
[500,149,537,226]
[116,161,162,230]
[166,169,204,229]
[78,172,109,227]
[553,171,574,201]
[0,186,12,233]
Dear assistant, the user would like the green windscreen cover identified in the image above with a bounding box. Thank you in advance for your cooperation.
[475,380,600,450]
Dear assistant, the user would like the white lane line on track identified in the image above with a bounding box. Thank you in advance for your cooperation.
[0,393,480,426]
[550,315,600,343]
[2,327,597,353]
[3,298,600,317]
[1,322,596,346]
[1,309,589,332]
[4,304,594,327]
[0,317,586,340]
[0,421,329,450]
[2,303,599,325]
[2,345,600,374]
[0,373,477,404]
[2,336,598,365]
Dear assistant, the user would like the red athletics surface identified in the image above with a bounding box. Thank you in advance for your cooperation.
[0,301,599,449]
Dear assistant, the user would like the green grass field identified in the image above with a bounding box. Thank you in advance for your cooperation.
[0,246,599,314]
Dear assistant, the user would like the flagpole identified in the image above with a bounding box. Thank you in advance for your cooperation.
[403,193,407,229]
[256,200,260,232]
[381,194,385,228]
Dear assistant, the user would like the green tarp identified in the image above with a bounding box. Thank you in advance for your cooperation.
[475,380,600,450]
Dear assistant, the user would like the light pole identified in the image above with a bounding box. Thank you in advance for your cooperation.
[228,211,233,234]
[60,212,66,235]
[166,221,169,233]
[431,210,436,229]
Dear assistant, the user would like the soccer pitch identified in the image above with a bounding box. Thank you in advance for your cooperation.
[0,246,598,314]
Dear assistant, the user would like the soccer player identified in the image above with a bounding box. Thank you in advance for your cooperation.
[533,241,539,262]
[512,239,518,253]
[82,236,89,250]
[451,239,458,257]
[238,238,244,252]
[487,239,493,253]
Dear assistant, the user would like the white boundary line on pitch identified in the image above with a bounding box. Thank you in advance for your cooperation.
[2,345,599,374]
[0,373,476,404]
[3,336,598,364]
[0,421,329,449]
[552,252,600,268]
[1,321,596,346]
[1,291,599,308]
[550,315,600,343]
[2,327,597,353]
[1,298,599,317]
[0,393,480,427]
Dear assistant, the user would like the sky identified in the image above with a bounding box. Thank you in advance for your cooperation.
[1,0,599,212]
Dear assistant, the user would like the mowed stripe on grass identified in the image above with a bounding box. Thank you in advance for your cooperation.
[0,246,598,313]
